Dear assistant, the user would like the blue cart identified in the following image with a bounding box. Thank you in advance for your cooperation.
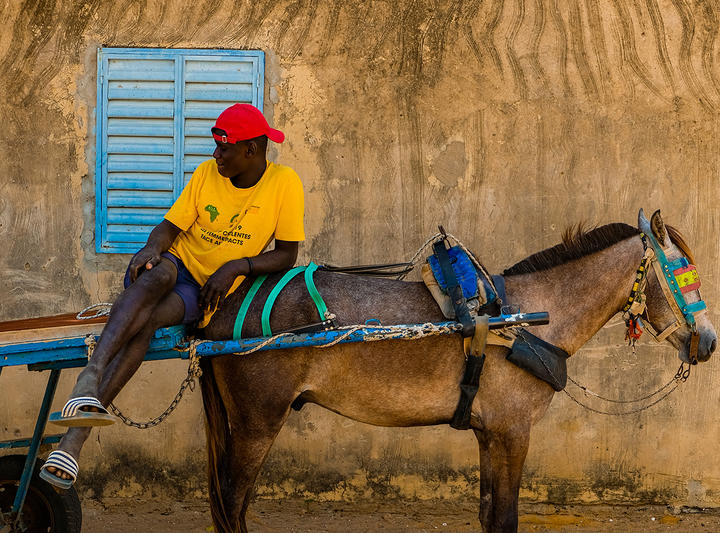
[0,311,548,532]
[0,314,187,533]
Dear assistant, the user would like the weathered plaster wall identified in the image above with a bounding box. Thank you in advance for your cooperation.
[2,0,720,508]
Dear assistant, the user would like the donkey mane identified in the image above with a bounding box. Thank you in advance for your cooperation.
[503,222,639,276]
[503,221,694,276]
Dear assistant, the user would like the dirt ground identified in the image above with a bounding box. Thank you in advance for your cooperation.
[81,499,720,532]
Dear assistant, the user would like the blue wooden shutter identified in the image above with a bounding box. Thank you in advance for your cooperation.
[95,48,264,253]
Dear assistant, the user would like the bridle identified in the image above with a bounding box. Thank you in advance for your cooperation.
[622,232,707,363]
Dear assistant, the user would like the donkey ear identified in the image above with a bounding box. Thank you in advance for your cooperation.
[650,209,669,247]
[638,208,652,234]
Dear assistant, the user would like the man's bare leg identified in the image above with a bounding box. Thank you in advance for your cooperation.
[68,258,179,403]
[45,291,185,481]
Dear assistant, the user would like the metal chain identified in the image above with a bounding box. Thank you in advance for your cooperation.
[514,329,691,416]
[564,362,691,416]
[82,337,204,430]
[562,382,682,416]
[567,371,677,404]
[108,342,203,429]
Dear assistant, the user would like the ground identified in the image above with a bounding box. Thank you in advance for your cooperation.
[81,499,720,532]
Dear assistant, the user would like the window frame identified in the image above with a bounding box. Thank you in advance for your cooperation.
[94,47,265,254]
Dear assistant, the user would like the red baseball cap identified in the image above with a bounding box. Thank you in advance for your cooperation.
[212,103,285,144]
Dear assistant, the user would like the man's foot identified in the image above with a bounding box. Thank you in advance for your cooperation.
[69,369,100,401]
[39,450,79,490]
[49,397,117,427]
[49,370,117,427]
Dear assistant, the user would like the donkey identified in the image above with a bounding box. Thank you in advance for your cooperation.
[199,209,716,533]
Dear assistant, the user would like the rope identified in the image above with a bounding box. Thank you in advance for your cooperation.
[181,321,465,357]
[76,303,113,320]
[108,321,464,429]
[397,232,444,280]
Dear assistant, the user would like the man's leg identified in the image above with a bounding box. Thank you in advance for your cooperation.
[45,291,185,481]
[69,258,179,402]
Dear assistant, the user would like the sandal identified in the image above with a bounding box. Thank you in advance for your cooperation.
[48,396,117,427]
[39,450,79,489]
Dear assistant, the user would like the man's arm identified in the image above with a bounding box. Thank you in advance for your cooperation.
[128,219,183,282]
[199,239,299,312]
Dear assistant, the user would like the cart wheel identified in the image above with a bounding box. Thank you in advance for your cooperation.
[0,454,81,533]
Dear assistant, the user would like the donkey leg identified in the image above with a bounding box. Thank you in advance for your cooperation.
[473,429,530,533]
[221,424,286,533]
[205,358,298,533]
[473,429,493,530]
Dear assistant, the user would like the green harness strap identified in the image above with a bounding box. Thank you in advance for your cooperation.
[233,274,268,339]
[304,262,328,319]
[261,266,307,336]
[232,262,330,339]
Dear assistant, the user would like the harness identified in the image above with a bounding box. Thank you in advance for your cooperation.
[233,262,336,339]
[230,233,554,431]
[622,232,707,361]
[429,235,494,429]
[425,234,566,424]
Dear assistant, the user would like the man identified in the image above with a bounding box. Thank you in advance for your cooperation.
[40,104,304,488]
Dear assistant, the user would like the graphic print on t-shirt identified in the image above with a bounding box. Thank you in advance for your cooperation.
[205,204,220,222]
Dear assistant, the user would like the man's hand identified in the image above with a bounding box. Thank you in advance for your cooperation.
[199,261,247,312]
[129,246,164,282]
[198,241,298,313]
[129,220,183,283]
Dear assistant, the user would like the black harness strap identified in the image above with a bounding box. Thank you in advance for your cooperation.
[320,262,414,278]
[450,316,488,430]
[432,238,487,430]
[491,275,506,308]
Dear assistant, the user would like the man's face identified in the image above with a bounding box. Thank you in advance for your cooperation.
[213,139,249,178]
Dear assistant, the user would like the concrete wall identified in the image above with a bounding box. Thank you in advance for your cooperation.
[2,0,720,507]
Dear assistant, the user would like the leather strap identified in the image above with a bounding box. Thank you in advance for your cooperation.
[645,321,681,343]
[690,331,700,363]
[320,262,414,277]
[233,274,268,339]
[491,275,506,306]
[450,315,488,430]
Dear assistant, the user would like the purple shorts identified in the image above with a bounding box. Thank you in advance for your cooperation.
[124,252,202,325]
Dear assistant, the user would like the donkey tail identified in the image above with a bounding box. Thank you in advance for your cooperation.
[200,359,234,533]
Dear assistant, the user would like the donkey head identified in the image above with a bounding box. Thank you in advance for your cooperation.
[638,209,717,363]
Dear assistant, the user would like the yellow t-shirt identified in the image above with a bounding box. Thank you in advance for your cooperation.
[164,159,305,326]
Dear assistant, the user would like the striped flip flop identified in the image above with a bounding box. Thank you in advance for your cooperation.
[39,450,79,490]
[48,396,117,427]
